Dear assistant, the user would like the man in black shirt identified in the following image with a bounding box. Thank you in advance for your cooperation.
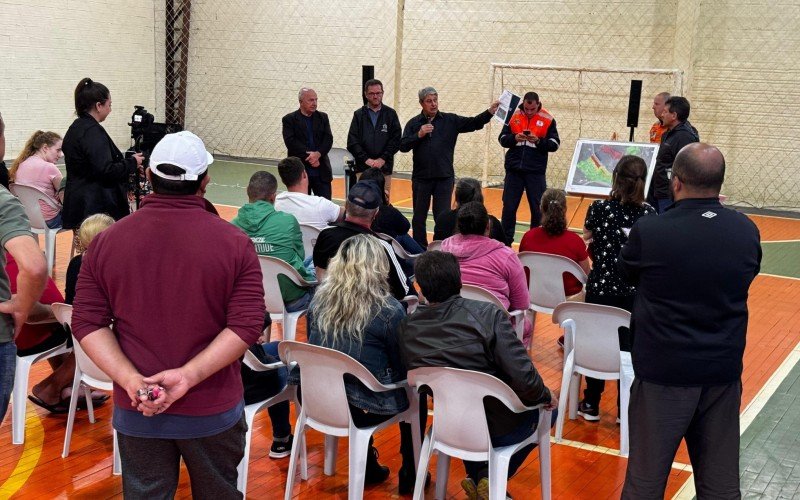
[649,96,699,213]
[399,87,499,247]
[619,143,761,499]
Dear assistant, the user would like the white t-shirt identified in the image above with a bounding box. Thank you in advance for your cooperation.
[274,191,341,231]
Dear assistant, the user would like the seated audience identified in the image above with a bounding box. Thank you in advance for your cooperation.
[65,213,115,305]
[9,130,64,228]
[232,171,314,312]
[274,156,344,231]
[433,177,507,245]
[240,314,293,458]
[441,201,531,343]
[313,181,411,300]
[5,254,108,413]
[519,188,590,299]
[293,234,421,493]
[399,251,557,497]
[578,155,655,421]
[359,168,423,255]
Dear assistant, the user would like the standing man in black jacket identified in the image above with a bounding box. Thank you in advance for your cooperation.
[347,79,402,195]
[399,251,556,497]
[619,143,761,499]
[282,88,334,200]
[649,96,699,213]
[399,87,499,247]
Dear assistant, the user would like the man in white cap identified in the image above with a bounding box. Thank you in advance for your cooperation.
[71,131,265,498]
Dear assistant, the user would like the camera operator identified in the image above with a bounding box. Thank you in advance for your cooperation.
[62,78,144,230]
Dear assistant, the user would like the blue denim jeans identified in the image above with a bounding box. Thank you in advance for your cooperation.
[45,211,63,229]
[0,341,17,424]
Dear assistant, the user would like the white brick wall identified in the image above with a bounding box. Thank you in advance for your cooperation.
[0,0,158,159]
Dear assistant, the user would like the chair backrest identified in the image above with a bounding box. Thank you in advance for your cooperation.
[460,284,507,314]
[278,340,389,430]
[51,303,112,386]
[407,367,532,454]
[376,233,420,261]
[299,223,321,260]
[552,302,630,374]
[258,255,309,315]
[9,183,56,230]
[427,240,443,252]
[242,348,285,372]
[327,147,353,178]
[518,251,587,311]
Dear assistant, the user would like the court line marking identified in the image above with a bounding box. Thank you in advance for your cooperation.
[671,339,800,500]
[556,438,692,471]
[0,408,45,496]
[761,239,800,244]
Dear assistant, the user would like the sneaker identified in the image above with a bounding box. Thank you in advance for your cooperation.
[577,400,600,421]
[269,434,293,459]
[557,335,565,349]
[364,447,390,484]
[460,478,480,500]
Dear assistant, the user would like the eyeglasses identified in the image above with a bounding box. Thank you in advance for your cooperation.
[366,92,384,96]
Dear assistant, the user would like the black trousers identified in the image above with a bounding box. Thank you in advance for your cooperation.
[412,177,454,247]
[622,379,742,500]
[501,170,546,243]
[117,413,247,500]
[307,174,332,200]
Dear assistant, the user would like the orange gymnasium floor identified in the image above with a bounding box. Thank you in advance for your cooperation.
[2,174,799,499]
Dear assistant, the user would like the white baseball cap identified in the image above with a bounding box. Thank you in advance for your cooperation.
[149,131,214,181]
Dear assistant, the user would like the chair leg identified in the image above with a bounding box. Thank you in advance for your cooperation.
[413,428,434,500]
[324,435,338,476]
[84,383,95,423]
[284,413,307,500]
[488,452,512,500]
[538,410,552,500]
[434,452,450,500]
[45,229,56,276]
[62,375,82,458]
[112,429,122,475]
[284,312,300,342]
[555,356,574,442]
[299,429,308,480]
[12,358,33,445]
[237,407,258,493]
[568,373,580,420]
[347,430,372,500]
[619,376,632,457]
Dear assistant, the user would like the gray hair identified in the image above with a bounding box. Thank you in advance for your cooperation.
[418,86,438,102]
[346,201,378,220]
[298,87,315,101]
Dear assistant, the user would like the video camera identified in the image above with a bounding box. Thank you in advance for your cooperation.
[126,106,183,208]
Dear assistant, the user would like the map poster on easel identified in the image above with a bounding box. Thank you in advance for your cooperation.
[565,139,659,197]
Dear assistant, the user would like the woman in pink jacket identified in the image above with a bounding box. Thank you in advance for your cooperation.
[441,201,532,343]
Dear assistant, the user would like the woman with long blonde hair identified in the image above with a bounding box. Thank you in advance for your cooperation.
[303,234,421,493]
[10,130,64,228]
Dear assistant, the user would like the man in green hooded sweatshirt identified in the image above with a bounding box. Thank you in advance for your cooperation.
[232,171,313,312]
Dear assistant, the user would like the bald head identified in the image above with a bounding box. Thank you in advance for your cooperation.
[671,143,725,198]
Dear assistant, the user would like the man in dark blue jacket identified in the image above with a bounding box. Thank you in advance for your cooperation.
[347,79,402,195]
[649,96,699,213]
[400,87,499,248]
[282,88,334,200]
[619,143,761,499]
[498,92,560,242]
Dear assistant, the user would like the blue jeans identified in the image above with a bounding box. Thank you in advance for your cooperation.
[463,408,558,481]
[655,198,673,214]
[395,233,425,255]
[45,211,63,229]
[0,341,17,424]
[257,341,291,438]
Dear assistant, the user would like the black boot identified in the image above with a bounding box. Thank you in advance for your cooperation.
[364,446,390,484]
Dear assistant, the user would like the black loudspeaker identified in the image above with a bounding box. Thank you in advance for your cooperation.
[627,80,643,128]
[362,65,375,106]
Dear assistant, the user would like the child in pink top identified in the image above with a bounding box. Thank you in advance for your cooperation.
[10,130,63,227]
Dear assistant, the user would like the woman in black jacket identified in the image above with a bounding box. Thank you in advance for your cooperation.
[61,78,144,229]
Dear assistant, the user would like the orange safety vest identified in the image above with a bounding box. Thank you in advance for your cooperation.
[509,108,554,139]
[650,121,668,143]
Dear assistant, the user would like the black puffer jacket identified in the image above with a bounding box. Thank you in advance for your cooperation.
[62,114,137,229]
[398,295,551,433]
[651,121,700,199]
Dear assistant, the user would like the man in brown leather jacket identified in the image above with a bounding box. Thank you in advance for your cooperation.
[398,250,557,498]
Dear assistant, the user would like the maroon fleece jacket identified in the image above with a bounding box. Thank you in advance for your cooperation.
[72,194,265,416]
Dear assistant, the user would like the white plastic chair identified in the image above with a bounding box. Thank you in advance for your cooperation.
[328,147,355,199]
[258,256,317,341]
[376,232,423,261]
[426,240,443,252]
[407,366,552,500]
[51,303,120,474]
[237,349,306,494]
[517,251,587,317]
[460,284,526,342]
[299,223,321,260]
[9,183,74,276]
[10,327,72,444]
[551,302,632,456]
[278,340,421,500]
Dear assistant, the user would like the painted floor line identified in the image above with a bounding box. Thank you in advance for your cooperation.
[671,340,800,500]
[0,408,45,496]
[758,272,800,282]
[556,438,692,471]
